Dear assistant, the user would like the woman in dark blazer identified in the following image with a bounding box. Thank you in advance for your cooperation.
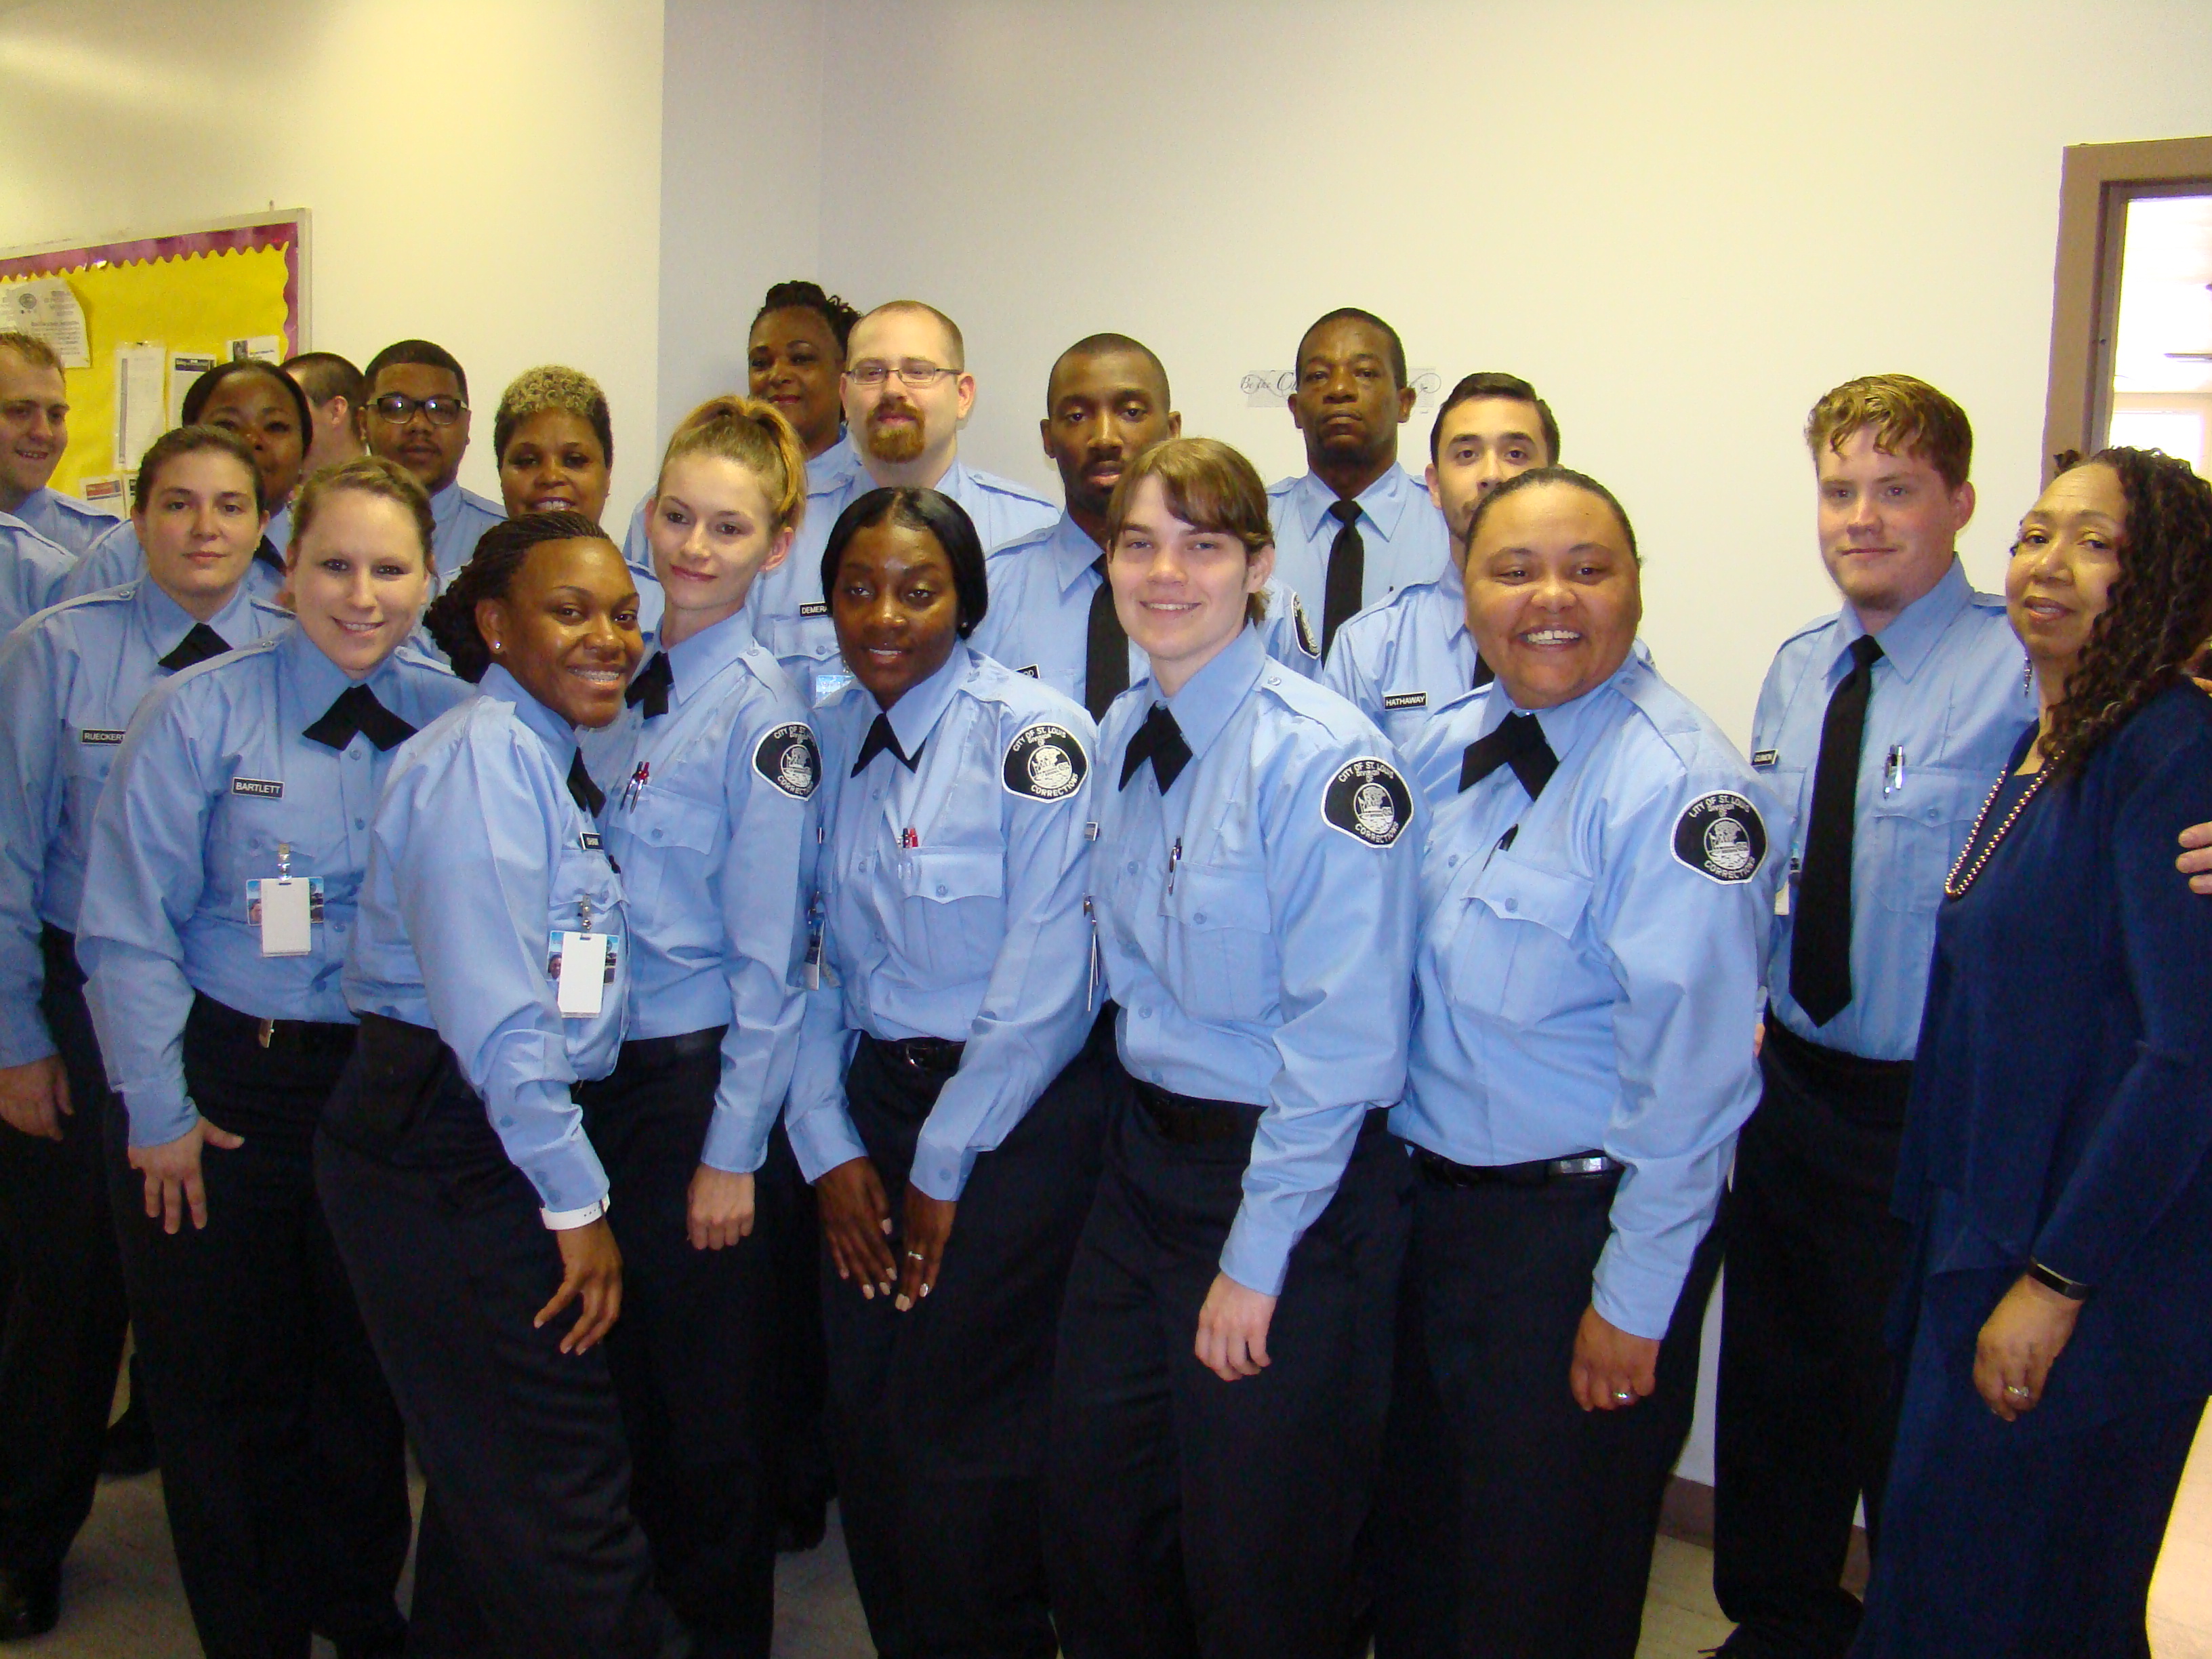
[1856,446,2212,1658]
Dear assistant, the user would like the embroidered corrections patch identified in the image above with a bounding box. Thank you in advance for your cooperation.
[1673,792,1767,883]
[1383,691,1429,710]
[1324,757,1411,846]
[1293,596,1319,659]
[754,723,820,800]
[230,777,283,798]
[1003,723,1088,802]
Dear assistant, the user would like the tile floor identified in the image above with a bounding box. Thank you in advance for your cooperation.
[14,1471,1734,1657]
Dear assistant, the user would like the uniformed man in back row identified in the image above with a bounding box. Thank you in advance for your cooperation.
[742,300,1057,694]
[1376,465,1774,1659]
[281,350,370,476]
[1267,308,1452,657]
[354,338,506,588]
[1323,371,1558,746]
[971,331,1320,719]
[0,331,113,558]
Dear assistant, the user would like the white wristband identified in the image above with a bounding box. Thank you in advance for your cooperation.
[540,1195,611,1231]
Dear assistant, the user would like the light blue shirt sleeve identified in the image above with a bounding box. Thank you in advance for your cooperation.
[0,620,67,1065]
[377,714,614,1212]
[1,518,75,634]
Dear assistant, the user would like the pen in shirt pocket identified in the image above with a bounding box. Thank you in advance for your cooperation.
[1883,745,1907,797]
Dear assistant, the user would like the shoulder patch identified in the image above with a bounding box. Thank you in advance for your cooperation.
[1323,756,1412,846]
[1002,722,1088,802]
[1293,596,1319,659]
[752,722,819,799]
[1672,791,1767,883]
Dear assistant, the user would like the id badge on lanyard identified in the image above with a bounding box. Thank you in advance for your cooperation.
[246,842,323,956]
[548,897,620,1018]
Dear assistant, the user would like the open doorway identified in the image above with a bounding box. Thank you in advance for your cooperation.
[2041,136,2212,481]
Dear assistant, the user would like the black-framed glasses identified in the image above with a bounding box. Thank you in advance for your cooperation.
[846,360,958,388]
[369,392,468,428]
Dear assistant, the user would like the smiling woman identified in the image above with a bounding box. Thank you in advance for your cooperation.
[494,366,614,524]
[311,512,678,1656]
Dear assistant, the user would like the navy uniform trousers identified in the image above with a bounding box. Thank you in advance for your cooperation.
[0,930,129,1591]
[575,1028,779,1659]
[104,994,409,1659]
[823,1006,1116,1659]
[1714,1019,1912,1658]
[1852,1261,2200,1659]
[1371,1158,1721,1659]
[1048,1092,1414,1659]
[314,1013,687,1659]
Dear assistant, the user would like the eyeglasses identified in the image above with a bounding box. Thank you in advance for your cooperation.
[846,361,959,388]
[368,392,469,428]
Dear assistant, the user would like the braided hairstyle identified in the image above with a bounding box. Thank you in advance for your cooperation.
[424,510,609,682]
[754,280,862,353]
[2039,446,2212,780]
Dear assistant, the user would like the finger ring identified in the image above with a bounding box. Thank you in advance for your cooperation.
[905,1250,925,1261]
[2005,1384,2031,1399]
[1612,1389,1633,1404]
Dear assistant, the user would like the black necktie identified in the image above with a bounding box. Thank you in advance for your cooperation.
[158,623,232,672]
[1084,557,1130,723]
[1120,703,1193,794]
[1459,711,1559,800]
[626,651,674,718]
[1473,653,1496,689]
[567,751,605,817]
[255,536,285,575]
[303,683,417,753]
[852,713,922,776]
[1790,633,1884,1026]
[1321,499,1366,656]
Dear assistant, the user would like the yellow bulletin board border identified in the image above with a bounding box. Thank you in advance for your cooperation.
[0,211,310,506]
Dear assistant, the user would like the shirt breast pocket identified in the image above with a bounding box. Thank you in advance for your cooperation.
[1442,853,1591,1025]
[552,837,628,958]
[1865,765,1980,914]
[1162,865,1275,1025]
[897,846,1005,983]
[621,785,722,912]
[60,731,119,834]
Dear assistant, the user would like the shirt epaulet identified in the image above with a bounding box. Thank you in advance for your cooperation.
[964,468,1056,509]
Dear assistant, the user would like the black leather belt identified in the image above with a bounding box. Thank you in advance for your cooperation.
[191,993,356,1056]
[1412,1145,1620,1189]
[870,1033,966,1079]
[1134,1080,1392,1147]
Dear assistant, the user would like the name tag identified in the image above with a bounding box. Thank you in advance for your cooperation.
[579,831,602,852]
[1751,749,1778,768]
[798,602,830,618]
[232,777,283,798]
[79,729,125,745]
[247,876,323,956]
[1383,691,1429,710]
[548,930,620,1017]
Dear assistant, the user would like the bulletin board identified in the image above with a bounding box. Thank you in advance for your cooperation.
[0,212,310,509]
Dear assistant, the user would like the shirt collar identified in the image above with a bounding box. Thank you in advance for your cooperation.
[1479,645,1642,756]
[1437,555,1469,640]
[1047,511,1108,594]
[1293,462,1415,542]
[1162,623,1269,760]
[876,636,972,758]
[478,661,579,762]
[808,432,862,495]
[276,620,358,710]
[134,575,259,657]
[1832,557,1972,683]
[664,607,761,706]
[428,480,464,527]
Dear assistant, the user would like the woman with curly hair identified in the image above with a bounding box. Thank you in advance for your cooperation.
[1856,447,2212,1658]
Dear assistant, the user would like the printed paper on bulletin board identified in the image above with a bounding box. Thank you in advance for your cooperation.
[0,215,308,505]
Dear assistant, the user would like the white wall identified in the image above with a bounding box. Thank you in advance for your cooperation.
[0,0,667,519]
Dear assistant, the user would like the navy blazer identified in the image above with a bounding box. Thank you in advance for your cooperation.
[1895,679,2212,1427]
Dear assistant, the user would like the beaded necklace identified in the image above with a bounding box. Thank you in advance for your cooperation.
[1943,762,2048,899]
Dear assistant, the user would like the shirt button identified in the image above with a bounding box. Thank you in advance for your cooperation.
[1505,897,1519,912]
[499,1115,514,1127]
[1139,1005,1153,1019]
[935,884,949,897]
[353,817,365,830]
[1447,855,1459,867]
[1193,912,1208,924]
[651,827,663,840]
[1126,861,1136,876]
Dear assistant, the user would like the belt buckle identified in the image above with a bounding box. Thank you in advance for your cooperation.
[258,1017,276,1050]
[1553,1154,1611,1178]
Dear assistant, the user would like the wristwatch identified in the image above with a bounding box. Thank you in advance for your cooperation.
[541,1194,612,1231]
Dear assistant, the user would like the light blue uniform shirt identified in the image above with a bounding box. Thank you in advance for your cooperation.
[1094,623,1419,1296]
[592,609,819,1174]
[786,640,1099,1202]
[1397,653,1777,1338]
[0,512,76,633]
[343,665,626,1213]
[426,480,507,591]
[62,512,291,606]
[750,456,1059,701]
[1753,559,2034,1061]
[1321,552,1487,750]
[1266,463,1452,615]
[9,486,117,558]
[77,626,470,1145]
[0,580,289,1067]
[970,510,1323,703]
